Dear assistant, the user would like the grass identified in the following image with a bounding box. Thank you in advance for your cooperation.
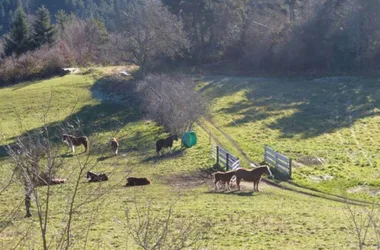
[199,75,380,200]
[0,70,377,249]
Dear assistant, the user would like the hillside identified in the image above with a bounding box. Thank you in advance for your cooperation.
[0,70,374,249]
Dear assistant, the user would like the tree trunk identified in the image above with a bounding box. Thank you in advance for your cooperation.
[25,193,32,217]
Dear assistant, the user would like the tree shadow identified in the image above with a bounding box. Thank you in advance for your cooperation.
[0,100,142,159]
[204,190,255,196]
[142,147,186,163]
[202,76,380,138]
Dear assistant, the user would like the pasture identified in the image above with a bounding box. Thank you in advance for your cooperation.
[200,76,380,200]
[0,70,378,249]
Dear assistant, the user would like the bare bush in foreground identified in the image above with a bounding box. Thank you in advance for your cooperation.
[125,199,211,250]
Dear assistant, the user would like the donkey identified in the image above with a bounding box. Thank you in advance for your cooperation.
[235,165,273,192]
[156,135,178,156]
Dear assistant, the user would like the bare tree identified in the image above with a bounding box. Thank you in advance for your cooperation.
[114,0,189,76]
[345,200,380,249]
[137,74,208,135]
[124,199,211,250]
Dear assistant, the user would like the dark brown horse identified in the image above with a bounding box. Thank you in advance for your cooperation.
[125,177,151,186]
[235,165,273,191]
[86,171,108,182]
[156,135,178,155]
[212,170,236,191]
[62,134,88,153]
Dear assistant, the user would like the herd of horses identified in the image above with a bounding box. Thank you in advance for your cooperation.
[59,133,272,191]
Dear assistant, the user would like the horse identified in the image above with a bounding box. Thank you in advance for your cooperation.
[235,165,273,191]
[125,177,151,186]
[86,171,109,182]
[62,134,88,153]
[110,138,119,155]
[36,172,67,186]
[156,135,178,156]
[212,170,236,191]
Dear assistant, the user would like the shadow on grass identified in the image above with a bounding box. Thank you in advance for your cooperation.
[142,147,186,163]
[201,76,380,138]
[0,87,142,159]
[204,190,255,196]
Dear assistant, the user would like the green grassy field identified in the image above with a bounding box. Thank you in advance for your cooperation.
[200,75,380,200]
[0,71,378,249]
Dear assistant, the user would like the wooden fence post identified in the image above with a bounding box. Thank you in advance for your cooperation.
[216,146,219,165]
[289,159,292,179]
[226,153,230,171]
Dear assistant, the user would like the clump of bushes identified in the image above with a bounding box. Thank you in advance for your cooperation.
[0,45,69,85]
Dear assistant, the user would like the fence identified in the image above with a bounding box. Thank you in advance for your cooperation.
[264,145,292,179]
[211,145,240,171]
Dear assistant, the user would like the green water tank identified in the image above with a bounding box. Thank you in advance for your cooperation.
[182,131,197,148]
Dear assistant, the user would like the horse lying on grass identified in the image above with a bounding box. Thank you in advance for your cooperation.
[125,177,151,187]
[235,165,273,192]
[212,170,236,191]
[86,171,109,182]
[156,135,178,156]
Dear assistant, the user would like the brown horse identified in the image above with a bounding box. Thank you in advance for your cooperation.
[235,165,273,191]
[62,134,88,153]
[110,138,119,155]
[156,135,178,156]
[125,177,151,186]
[212,170,236,191]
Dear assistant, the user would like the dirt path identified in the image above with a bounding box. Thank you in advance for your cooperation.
[197,118,375,206]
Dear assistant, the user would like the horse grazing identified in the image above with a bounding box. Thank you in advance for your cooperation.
[110,138,119,155]
[125,177,151,187]
[235,165,273,191]
[62,134,88,153]
[86,171,109,182]
[212,170,236,191]
[156,135,178,156]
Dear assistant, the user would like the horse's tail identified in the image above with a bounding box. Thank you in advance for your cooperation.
[83,136,89,152]
[156,140,162,154]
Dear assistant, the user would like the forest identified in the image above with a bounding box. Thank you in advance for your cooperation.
[1,0,380,77]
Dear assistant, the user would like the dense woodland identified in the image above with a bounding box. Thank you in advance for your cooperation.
[1,0,380,82]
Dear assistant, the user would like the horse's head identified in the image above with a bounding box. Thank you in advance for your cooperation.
[86,171,92,179]
[62,134,68,142]
[173,135,178,141]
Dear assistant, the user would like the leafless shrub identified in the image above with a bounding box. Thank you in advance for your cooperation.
[0,45,68,85]
[58,18,109,66]
[125,199,211,250]
[345,201,380,249]
[137,74,208,135]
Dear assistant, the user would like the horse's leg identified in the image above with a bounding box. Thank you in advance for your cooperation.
[227,181,231,191]
[236,177,241,191]
[71,145,75,153]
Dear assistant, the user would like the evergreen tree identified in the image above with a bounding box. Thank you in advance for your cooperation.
[55,9,68,30]
[3,7,31,56]
[31,5,56,49]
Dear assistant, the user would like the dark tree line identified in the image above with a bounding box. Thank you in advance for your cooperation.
[2,0,380,73]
